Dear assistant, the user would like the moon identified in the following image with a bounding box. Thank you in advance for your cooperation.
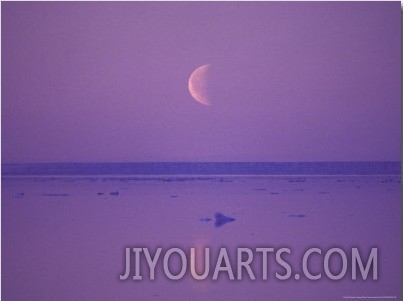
[188,64,212,106]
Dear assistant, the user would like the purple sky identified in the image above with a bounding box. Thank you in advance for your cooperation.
[2,2,401,163]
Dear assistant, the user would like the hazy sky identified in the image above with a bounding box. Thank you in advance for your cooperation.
[2,2,400,163]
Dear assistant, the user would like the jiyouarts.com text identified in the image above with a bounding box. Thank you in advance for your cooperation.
[119,247,378,281]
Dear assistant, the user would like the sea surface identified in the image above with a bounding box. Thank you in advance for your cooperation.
[1,162,401,300]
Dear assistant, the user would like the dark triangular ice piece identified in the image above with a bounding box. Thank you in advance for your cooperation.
[214,212,235,228]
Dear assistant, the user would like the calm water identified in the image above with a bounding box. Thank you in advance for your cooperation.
[2,172,400,300]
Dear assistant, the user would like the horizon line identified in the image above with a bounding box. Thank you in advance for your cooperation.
[2,161,401,176]
[2,160,401,165]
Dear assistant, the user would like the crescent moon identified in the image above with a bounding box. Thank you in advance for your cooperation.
[188,64,212,106]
